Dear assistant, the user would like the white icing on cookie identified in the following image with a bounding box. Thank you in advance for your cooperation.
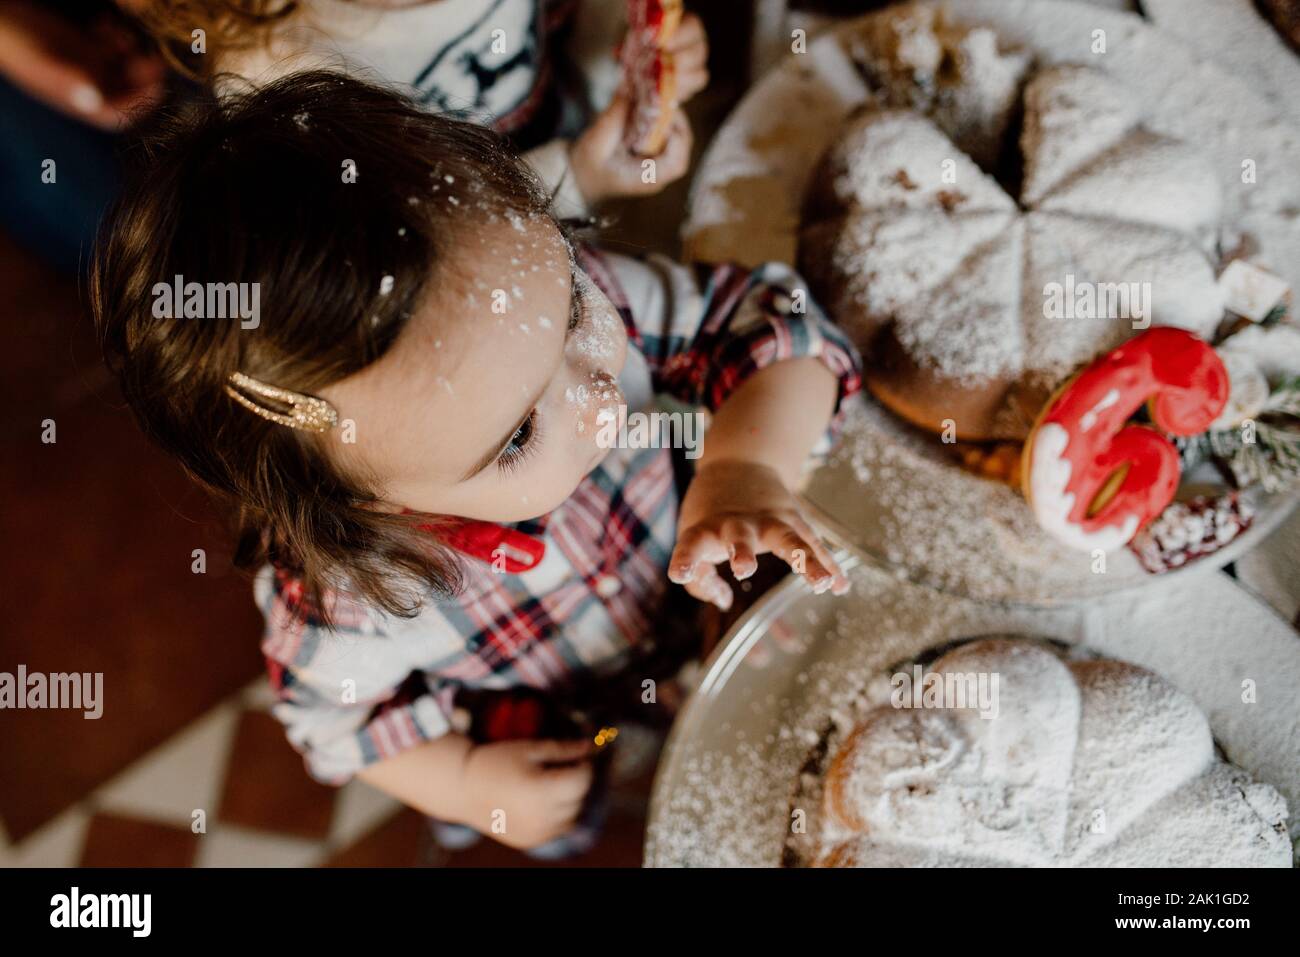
[1027,423,1138,552]
[1079,388,1120,433]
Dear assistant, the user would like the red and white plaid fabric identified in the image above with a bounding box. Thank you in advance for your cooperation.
[256,246,862,784]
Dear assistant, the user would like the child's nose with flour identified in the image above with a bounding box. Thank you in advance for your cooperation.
[565,369,624,447]
[564,284,629,447]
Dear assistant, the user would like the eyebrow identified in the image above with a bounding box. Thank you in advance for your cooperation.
[457,266,576,483]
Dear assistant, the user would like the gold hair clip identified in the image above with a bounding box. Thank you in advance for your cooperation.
[225,371,339,433]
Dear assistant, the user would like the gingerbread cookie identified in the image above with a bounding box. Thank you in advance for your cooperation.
[621,0,684,157]
[1021,328,1228,552]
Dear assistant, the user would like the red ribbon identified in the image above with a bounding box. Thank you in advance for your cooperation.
[415,515,546,573]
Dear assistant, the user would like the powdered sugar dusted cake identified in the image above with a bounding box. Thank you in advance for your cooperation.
[793,639,1291,867]
[800,5,1229,441]
[844,3,1030,171]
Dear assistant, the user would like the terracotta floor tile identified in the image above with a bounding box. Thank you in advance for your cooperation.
[195,825,324,868]
[79,812,199,867]
[561,807,647,868]
[321,801,648,869]
[441,805,647,868]
[0,329,263,842]
[323,809,428,867]
[0,235,107,437]
[217,711,337,839]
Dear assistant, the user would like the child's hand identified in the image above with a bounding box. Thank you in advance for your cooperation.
[567,11,708,204]
[456,738,594,850]
[569,99,693,204]
[669,461,849,611]
[666,12,710,103]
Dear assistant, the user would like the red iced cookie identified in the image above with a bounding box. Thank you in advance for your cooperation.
[1022,327,1229,552]
[621,0,683,157]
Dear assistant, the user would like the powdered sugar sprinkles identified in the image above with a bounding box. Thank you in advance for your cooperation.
[646,566,1299,867]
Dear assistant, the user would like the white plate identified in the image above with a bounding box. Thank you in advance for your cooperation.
[1236,507,1300,625]
[644,561,1300,866]
[682,0,1300,602]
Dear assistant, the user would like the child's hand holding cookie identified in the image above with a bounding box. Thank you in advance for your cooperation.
[569,98,694,203]
[568,12,708,203]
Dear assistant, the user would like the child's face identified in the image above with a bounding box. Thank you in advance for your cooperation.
[321,217,629,523]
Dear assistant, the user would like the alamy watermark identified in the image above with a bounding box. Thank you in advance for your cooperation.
[152,274,260,329]
[1043,273,1150,330]
[596,405,705,459]
[50,887,150,937]
[891,665,1000,719]
[1,666,102,719]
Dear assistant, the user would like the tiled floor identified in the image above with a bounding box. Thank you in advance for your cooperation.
[0,232,266,846]
[0,673,656,867]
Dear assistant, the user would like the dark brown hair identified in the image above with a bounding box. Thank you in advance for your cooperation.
[92,71,553,626]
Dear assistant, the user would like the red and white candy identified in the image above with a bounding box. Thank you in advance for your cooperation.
[1023,328,1229,552]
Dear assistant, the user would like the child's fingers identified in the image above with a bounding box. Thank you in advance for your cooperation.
[666,13,707,58]
[541,795,587,843]
[668,525,727,583]
[720,518,760,580]
[543,759,594,803]
[656,108,693,173]
[789,514,850,595]
[669,520,733,608]
[586,89,631,152]
[674,61,709,102]
[668,16,709,100]
[527,809,580,848]
[528,738,593,765]
[543,803,584,839]
[758,520,837,593]
[682,561,733,611]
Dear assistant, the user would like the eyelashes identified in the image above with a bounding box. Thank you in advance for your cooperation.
[495,266,585,477]
[568,265,588,332]
[497,409,540,475]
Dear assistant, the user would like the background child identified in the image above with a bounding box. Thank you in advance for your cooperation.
[92,72,859,853]
[128,0,710,212]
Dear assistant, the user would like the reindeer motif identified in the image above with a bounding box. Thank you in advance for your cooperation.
[412,0,541,120]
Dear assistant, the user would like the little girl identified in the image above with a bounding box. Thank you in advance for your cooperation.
[92,72,860,855]
[128,0,709,212]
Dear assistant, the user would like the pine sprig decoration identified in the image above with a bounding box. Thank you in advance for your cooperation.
[1175,431,1212,471]
[1260,302,1289,328]
[1187,377,1300,492]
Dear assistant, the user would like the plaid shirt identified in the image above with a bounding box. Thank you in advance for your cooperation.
[255,247,862,784]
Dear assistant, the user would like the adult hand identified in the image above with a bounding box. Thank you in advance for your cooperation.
[0,1,166,130]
